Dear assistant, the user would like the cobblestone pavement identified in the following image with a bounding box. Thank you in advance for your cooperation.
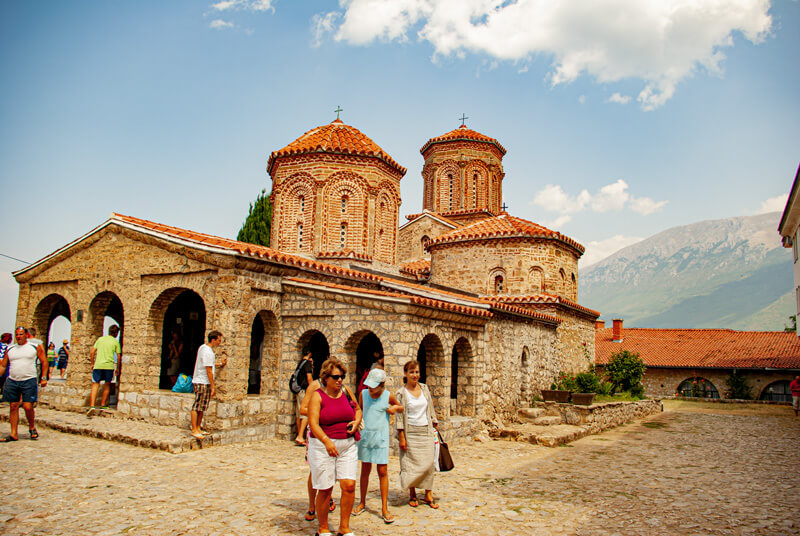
[1,402,798,535]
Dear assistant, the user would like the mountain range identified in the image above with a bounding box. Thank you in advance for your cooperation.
[579,212,795,330]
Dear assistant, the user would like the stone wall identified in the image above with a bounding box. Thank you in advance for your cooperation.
[538,399,663,434]
[397,216,454,264]
[624,367,799,399]
[429,238,580,301]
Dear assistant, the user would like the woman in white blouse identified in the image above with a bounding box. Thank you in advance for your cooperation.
[396,360,439,508]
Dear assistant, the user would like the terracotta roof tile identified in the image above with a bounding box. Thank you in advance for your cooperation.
[399,259,431,276]
[427,213,585,254]
[404,211,463,228]
[421,124,507,155]
[490,294,600,317]
[267,119,406,176]
[595,328,800,369]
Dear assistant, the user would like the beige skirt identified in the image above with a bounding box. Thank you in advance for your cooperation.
[399,424,435,490]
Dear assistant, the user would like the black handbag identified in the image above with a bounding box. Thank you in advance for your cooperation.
[437,430,454,472]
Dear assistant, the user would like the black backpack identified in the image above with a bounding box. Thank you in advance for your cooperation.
[289,359,309,394]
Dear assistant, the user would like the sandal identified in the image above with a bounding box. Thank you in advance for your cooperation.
[329,498,336,512]
[29,429,39,440]
[0,435,19,443]
[421,497,439,509]
[382,512,395,524]
[191,432,204,440]
[351,504,365,516]
[408,497,419,507]
[304,510,315,521]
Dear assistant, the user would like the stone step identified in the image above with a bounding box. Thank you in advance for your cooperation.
[517,407,546,422]
[489,423,589,447]
[533,415,563,426]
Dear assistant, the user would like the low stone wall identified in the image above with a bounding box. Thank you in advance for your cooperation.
[538,398,663,434]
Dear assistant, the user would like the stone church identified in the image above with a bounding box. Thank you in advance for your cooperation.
[13,117,599,441]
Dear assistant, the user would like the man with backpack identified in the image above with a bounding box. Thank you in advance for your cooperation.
[292,346,314,446]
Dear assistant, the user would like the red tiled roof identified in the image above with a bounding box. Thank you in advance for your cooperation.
[427,212,585,254]
[404,211,462,228]
[490,294,601,317]
[595,328,800,369]
[484,301,562,324]
[317,250,373,261]
[267,119,406,176]
[399,259,431,277]
[421,124,507,155]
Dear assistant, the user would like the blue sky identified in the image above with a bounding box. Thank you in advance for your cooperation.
[1,0,798,337]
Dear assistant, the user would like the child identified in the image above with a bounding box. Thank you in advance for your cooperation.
[352,368,403,523]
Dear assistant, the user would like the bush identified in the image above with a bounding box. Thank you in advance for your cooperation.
[605,350,646,392]
[725,371,753,400]
[597,381,614,395]
[575,371,601,393]
[629,382,645,398]
[554,371,578,391]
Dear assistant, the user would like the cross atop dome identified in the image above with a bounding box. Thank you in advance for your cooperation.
[459,113,469,126]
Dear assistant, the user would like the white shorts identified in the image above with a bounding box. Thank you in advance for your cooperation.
[307,437,358,490]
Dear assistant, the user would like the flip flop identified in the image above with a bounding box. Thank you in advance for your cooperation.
[304,510,315,521]
[0,436,18,442]
[29,429,39,440]
[294,439,306,446]
[191,432,204,440]
[201,430,211,436]
[382,512,395,524]
[408,497,419,507]
[421,498,439,509]
[329,498,336,512]
[351,504,365,516]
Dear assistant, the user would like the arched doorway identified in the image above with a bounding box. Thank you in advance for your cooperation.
[158,290,206,390]
[451,337,475,416]
[89,292,125,405]
[248,310,280,394]
[249,316,264,395]
[348,331,383,391]
[298,330,330,380]
[33,294,71,349]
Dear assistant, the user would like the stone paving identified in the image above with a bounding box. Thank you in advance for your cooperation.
[0,401,798,535]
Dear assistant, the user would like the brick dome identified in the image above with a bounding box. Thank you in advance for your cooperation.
[267,119,406,176]
[420,124,507,156]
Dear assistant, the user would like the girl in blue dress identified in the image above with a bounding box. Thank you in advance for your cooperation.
[352,368,403,523]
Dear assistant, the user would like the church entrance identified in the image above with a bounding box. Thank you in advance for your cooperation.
[159,290,206,390]
[354,332,383,392]
[88,291,125,406]
[298,330,330,380]
[249,316,264,395]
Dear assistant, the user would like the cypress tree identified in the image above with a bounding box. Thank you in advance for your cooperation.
[237,189,272,246]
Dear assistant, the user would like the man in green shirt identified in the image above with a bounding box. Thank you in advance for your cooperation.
[87,325,121,414]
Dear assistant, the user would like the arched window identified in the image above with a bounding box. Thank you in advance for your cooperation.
[341,195,348,214]
[472,173,478,208]
[420,235,430,254]
[299,195,305,213]
[340,223,347,249]
[760,380,792,402]
[677,377,720,399]
[448,174,454,210]
[529,266,545,293]
[494,275,504,294]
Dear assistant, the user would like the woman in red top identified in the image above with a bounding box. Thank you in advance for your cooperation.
[308,357,362,536]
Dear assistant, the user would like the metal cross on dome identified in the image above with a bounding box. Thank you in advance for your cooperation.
[459,113,468,126]
[501,203,509,211]
[334,105,343,120]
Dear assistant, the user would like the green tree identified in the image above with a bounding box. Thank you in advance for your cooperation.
[605,350,646,393]
[237,189,272,247]
[724,371,753,400]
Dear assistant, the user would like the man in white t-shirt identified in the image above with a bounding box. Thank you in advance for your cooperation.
[0,327,48,441]
[190,330,225,440]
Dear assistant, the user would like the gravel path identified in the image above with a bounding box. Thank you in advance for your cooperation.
[1,403,797,535]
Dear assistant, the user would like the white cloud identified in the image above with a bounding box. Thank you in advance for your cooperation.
[578,95,586,105]
[312,12,341,47]
[211,0,272,12]
[209,19,235,29]
[607,92,631,105]
[756,194,788,214]
[579,234,644,268]
[318,0,772,110]
[532,179,667,222]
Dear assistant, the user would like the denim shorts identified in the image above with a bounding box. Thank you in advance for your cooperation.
[2,377,38,403]
[92,369,114,383]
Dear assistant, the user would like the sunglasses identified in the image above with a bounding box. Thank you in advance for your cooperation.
[329,374,346,381]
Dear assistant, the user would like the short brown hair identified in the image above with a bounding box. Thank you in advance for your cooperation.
[208,330,223,343]
[319,357,346,385]
[403,360,420,384]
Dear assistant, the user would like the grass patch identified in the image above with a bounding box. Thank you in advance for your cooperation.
[594,392,645,403]
[641,421,668,429]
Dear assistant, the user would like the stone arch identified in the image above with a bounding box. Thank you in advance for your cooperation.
[33,293,72,348]
[375,188,398,264]
[322,172,369,253]
[570,272,577,300]
[677,377,720,399]
[488,267,506,295]
[416,333,447,417]
[297,329,331,380]
[422,167,435,210]
[529,266,545,294]
[558,268,567,296]
[760,380,792,402]
[88,291,124,342]
[148,288,207,390]
[343,330,385,392]
[465,161,490,209]
[278,173,316,253]
[248,310,280,395]
[520,346,531,405]
[450,337,476,417]
[435,160,460,212]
